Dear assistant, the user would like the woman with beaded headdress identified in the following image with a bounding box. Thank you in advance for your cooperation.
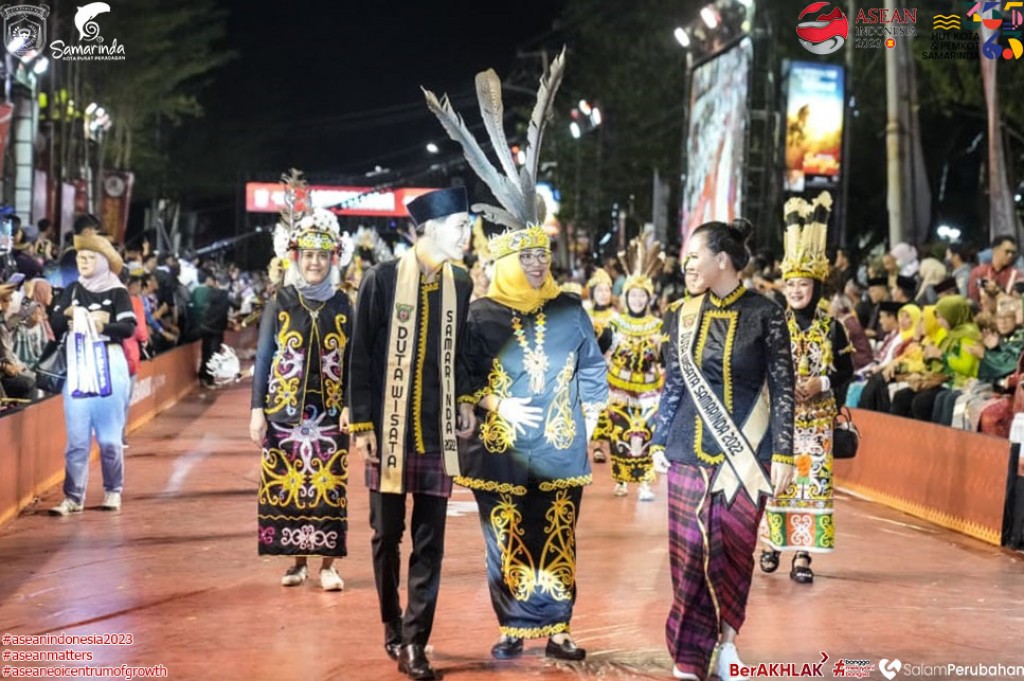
[584,266,618,463]
[597,237,667,500]
[425,49,608,663]
[249,170,355,591]
[758,192,853,585]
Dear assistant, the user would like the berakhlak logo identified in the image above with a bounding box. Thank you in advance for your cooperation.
[74,2,110,42]
[797,2,849,55]
[1,3,50,57]
[933,13,961,30]
[879,658,902,680]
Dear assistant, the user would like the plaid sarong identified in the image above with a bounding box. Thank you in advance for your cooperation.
[666,463,763,677]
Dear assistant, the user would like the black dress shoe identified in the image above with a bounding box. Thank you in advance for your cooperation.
[545,637,586,661]
[384,619,403,660]
[398,644,439,680]
[490,636,524,660]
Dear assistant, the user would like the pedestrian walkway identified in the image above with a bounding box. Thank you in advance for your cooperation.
[1,381,1022,680]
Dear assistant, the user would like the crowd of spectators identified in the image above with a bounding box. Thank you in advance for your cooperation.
[0,213,273,413]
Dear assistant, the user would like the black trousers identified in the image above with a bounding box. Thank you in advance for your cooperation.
[891,386,944,421]
[199,332,224,382]
[368,490,448,647]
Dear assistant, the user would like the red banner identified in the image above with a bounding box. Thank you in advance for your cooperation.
[101,171,134,243]
[245,182,435,217]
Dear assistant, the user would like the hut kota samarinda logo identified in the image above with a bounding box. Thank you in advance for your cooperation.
[49,1,126,61]
[796,2,849,54]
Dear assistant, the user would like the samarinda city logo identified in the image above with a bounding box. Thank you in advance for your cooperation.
[50,1,126,61]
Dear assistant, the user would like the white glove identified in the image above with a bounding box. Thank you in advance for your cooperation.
[497,396,543,436]
[652,448,670,474]
[585,415,599,441]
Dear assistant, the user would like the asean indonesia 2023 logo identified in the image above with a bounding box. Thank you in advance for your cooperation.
[797,1,849,54]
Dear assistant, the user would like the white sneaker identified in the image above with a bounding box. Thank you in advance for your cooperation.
[672,666,700,680]
[48,498,83,516]
[320,566,344,591]
[281,564,308,587]
[613,482,628,497]
[638,482,655,501]
[715,642,749,681]
[100,492,122,511]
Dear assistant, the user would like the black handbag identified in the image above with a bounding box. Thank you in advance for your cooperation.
[833,406,860,459]
[33,336,67,395]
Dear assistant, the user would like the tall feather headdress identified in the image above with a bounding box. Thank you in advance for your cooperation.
[619,237,665,296]
[423,48,567,259]
[780,191,832,282]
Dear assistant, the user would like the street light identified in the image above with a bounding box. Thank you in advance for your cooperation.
[674,27,692,48]
[569,121,581,139]
[590,107,602,127]
[700,5,720,29]
[86,102,98,115]
[426,142,439,154]
[31,57,48,74]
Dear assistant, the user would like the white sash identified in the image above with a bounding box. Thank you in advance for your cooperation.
[380,249,459,493]
[677,294,772,504]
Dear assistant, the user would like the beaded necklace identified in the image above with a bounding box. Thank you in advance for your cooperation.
[511,312,548,394]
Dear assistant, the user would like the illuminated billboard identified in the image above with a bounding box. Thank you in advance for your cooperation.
[245,182,435,217]
[682,36,753,242]
[783,60,845,192]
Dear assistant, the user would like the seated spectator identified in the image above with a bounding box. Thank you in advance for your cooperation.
[12,301,48,366]
[0,283,36,400]
[12,218,44,280]
[832,293,872,371]
[968,235,1023,308]
[891,295,981,422]
[854,303,924,412]
[946,242,972,297]
[863,276,891,338]
[892,275,917,304]
[934,276,959,300]
[891,242,920,278]
[915,257,947,305]
[845,300,904,408]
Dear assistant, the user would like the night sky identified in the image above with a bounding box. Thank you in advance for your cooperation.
[198,0,564,187]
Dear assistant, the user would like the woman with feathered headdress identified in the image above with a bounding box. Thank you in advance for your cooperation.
[249,170,355,592]
[593,237,667,501]
[425,50,608,662]
[759,192,853,586]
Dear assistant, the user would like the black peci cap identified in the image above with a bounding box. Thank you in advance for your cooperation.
[867,276,888,287]
[406,187,468,226]
[878,301,903,314]
[934,277,958,294]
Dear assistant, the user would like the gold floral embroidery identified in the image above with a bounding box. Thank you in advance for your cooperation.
[490,494,537,601]
[453,477,527,496]
[537,474,592,491]
[499,623,569,639]
[544,352,576,449]
[266,309,304,416]
[480,359,516,453]
[537,490,577,602]
[321,313,347,416]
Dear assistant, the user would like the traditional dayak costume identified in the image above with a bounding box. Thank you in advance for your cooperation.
[252,171,356,581]
[424,50,608,660]
[760,192,853,583]
[347,186,473,673]
[651,237,795,680]
[596,238,666,500]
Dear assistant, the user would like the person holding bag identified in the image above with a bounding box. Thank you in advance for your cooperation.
[759,193,854,585]
[48,232,136,516]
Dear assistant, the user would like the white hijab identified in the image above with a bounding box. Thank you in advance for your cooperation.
[78,250,126,293]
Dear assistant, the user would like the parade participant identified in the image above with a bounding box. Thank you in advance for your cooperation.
[425,50,608,663]
[48,233,136,515]
[348,186,475,681]
[585,267,617,462]
[650,219,795,681]
[760,192,853,584]
[599,238,666,500]
[250,172,355,591]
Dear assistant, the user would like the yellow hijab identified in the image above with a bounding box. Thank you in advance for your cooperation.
[487,252,561,313]
[898,304,922,342]
[922,305,948,347]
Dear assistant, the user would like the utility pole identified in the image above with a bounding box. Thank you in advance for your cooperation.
[884,0,907,249]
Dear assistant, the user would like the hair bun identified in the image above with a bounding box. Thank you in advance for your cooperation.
[730,218,753,243]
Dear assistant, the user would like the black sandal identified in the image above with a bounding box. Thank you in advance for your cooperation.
[759,549,780,573]
[790,551,814,584]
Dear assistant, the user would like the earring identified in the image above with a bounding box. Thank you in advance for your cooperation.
[719,262,726,270]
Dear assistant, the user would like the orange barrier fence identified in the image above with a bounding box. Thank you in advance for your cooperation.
[835,409,1015,546]
[0,343,200,528]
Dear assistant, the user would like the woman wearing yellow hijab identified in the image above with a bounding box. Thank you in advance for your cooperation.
[456,225,608,661]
